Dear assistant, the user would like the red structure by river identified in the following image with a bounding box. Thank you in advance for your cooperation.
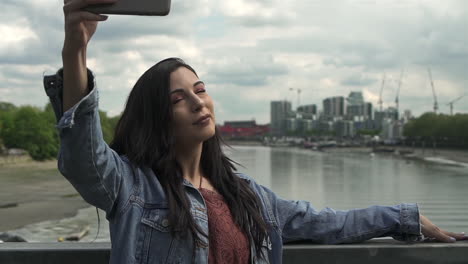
[218,121,269,139]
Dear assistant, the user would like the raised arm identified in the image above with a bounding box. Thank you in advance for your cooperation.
[62,0,114,111]
[44,0,133,217]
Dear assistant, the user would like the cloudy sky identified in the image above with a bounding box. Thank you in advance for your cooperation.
[1,0,467,124]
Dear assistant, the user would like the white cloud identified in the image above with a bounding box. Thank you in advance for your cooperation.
[0,24,37,46]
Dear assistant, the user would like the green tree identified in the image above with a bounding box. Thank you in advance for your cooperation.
[0,103,17,149]
[404,112,468,148]
[2,106,58,160]
[99,110,115,144]
[0,101,122,159]
[0,102,17,112]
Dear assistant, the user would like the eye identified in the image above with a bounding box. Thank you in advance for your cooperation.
[194,82,206,94]
[171,95,184,104]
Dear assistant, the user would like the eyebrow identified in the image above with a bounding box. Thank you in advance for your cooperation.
[170,81,205,94]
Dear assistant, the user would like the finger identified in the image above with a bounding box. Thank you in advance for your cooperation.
[420,215,465,242]
[66,11,108,25]
[64,0,117,13]
[423,225,456,243]
[443,231,468,241]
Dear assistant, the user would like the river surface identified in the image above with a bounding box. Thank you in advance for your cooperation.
[9,146,468,242]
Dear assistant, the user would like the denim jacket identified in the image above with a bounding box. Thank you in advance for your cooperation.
[44,69,422,264]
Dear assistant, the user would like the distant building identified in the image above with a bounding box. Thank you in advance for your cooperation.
[386,107,399,121]
[346,91,364,105]
[363,103,373,120]
[295,104,318,128]
[335,120,355,138]
[319,120,334,133]
[381,120,404,142]
[403,110,412,122]
[286,118,298,132]
[297,104,317,115]
[224,120,256,128]
[354,118,378,131]
[270,101,292,136]
[374,111,385,130]
[346,92,373,121]
[300,119,314,131]
[375,107,399,130]
[323,96,345,118]
[347,103,373,121]
[219,120,269,139]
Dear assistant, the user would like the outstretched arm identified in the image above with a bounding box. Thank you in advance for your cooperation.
[255,183,467,244]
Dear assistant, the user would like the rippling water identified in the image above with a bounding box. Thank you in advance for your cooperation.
[9,146,468,241]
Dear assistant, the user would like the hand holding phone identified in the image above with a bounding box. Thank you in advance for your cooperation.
[83,0,171,16]
[62,0,116,112]
[63,0,113,54]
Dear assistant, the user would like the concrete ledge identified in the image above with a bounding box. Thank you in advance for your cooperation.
[284,239,468,264]
[0,242,110,264]
[0,239,467,264]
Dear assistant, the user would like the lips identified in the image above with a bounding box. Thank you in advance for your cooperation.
[193,114,211,125]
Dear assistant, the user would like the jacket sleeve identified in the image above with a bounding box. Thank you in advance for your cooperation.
[44,69,130,217]
[256,183,422,244]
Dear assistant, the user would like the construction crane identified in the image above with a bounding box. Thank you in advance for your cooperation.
[395,69,404,119]
[427,68,438,113]
[297,89,301,107]
[289,88,302,110]
[378,73,386,112]
[446,95,465,115]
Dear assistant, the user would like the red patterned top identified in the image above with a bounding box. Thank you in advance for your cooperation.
[199,188,250,264]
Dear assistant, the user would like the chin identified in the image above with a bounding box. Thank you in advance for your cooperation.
[186,124,215,144]
[201,126,216,142]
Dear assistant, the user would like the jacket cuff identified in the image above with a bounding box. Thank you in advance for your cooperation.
[393,203,423,242]
[400,203,421,234]
[44,68,97,129]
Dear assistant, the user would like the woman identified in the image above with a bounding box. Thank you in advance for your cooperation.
[44,0,467,263]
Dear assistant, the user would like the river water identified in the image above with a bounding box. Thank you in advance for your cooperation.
[9,146,468,242]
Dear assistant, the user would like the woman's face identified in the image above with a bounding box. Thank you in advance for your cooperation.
[169,66,216,147]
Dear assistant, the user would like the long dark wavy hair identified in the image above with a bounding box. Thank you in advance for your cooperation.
[110,58,268,259]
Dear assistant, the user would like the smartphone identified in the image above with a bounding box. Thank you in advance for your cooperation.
[83,0,171,16]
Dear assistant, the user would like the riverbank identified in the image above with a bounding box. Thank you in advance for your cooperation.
[224,140,264,146]
[0,160,89,233]
[322,146,468,166]
[226,139,468,166]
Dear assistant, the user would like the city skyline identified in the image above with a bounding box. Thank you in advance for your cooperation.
[272,91,402,117]
[1,0,467,123]
[269,92,408,139]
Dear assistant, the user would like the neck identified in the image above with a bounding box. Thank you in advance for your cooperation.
[175,142,204,185]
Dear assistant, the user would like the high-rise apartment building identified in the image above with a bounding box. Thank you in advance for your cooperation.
[323,96,345,117]
[374,107,399,130]
[346,92,373,121]
[297,104,317,115]
[270,101,292,136]
[347,103,373,121]
[347,91,364,105]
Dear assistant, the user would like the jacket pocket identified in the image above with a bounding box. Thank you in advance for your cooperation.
[136,207,180,264]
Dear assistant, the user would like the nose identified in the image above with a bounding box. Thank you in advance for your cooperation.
[190,94,205,112]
